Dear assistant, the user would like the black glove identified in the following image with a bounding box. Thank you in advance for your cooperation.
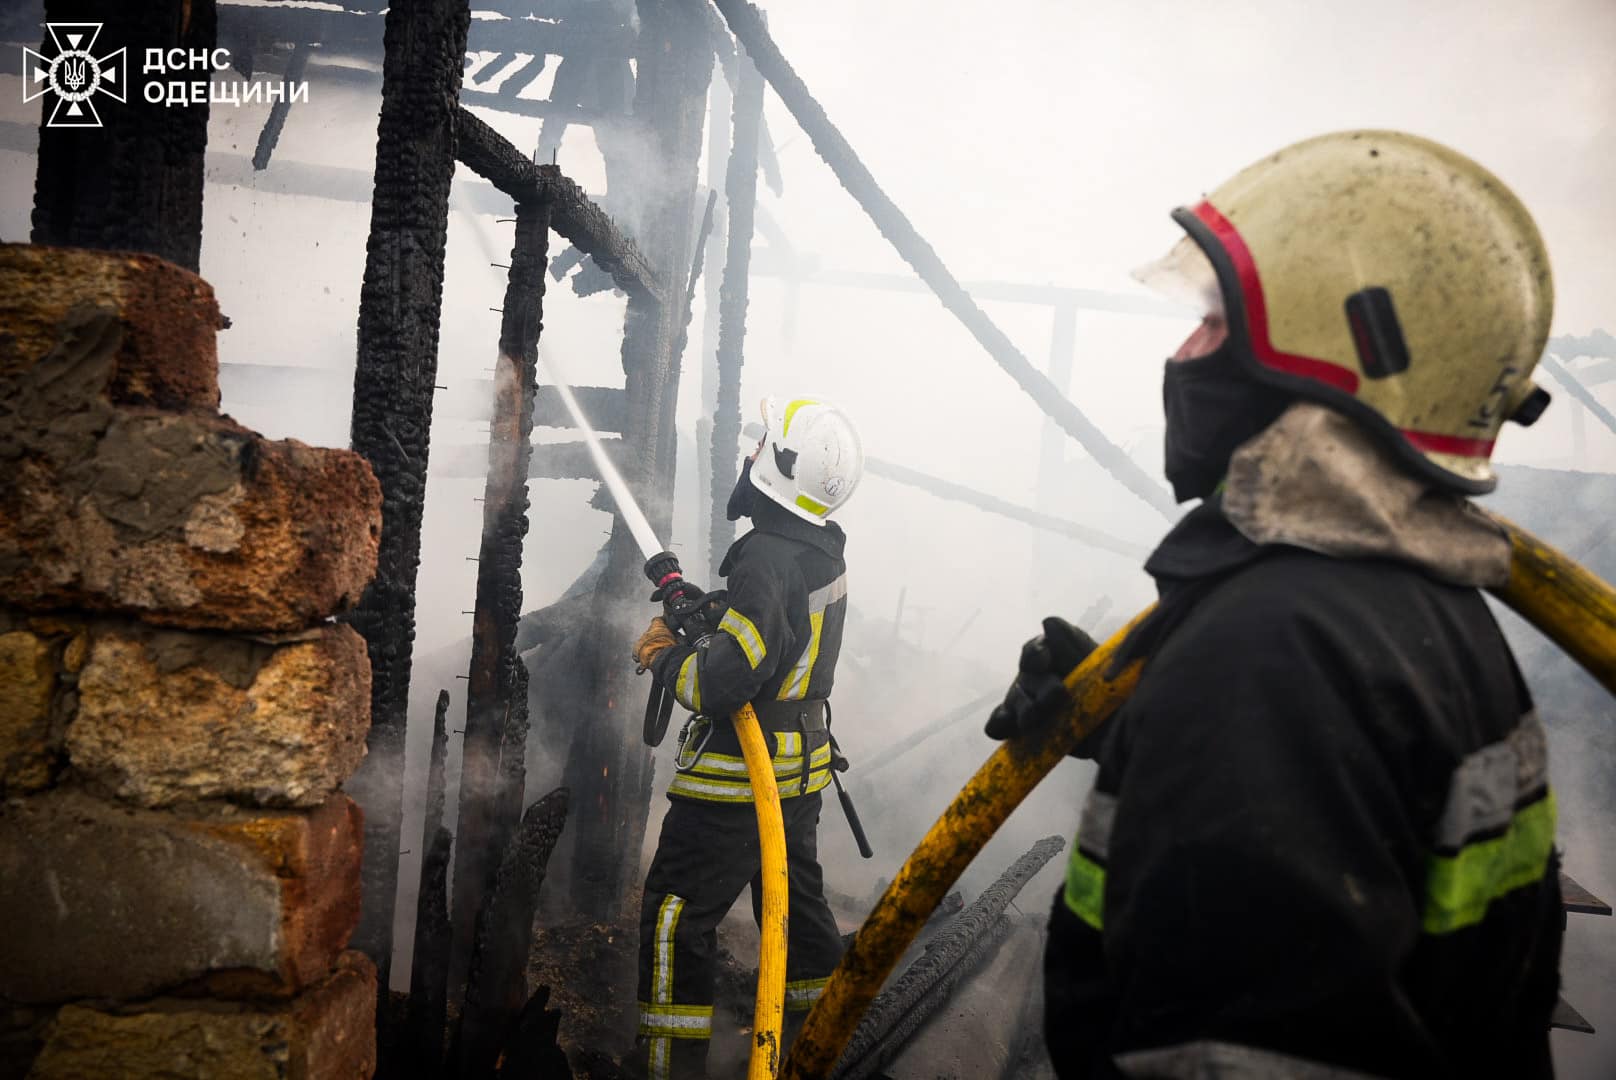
[984,616,1099,740]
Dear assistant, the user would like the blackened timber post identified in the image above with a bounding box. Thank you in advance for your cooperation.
[344,0,471,996]
[404,690,454,1079]
[709,41,763,577]
[561,0,714,921]
[699,65,731,579]
[449,197,550,999]
[30,0,216,271]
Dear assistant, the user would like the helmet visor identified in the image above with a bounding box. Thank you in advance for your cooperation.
[1132,234,1224,319]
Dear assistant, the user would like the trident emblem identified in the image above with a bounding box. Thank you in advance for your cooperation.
[61,56,88,93]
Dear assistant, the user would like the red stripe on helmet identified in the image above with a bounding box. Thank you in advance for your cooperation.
[1192,201,1361,395]
[1399,429,1495,458]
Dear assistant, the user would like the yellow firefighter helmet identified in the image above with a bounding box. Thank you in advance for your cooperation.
[1164,130,1554,493]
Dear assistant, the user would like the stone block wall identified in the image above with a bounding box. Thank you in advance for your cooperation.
[0,244,383,1079]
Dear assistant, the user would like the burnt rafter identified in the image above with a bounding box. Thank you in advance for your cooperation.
[455,107,664,307]
[832,837,1066,1080]
[456,787,572,1078]
[710,0,1178,518]
[250,41,310,171]
[404,690,454,1078]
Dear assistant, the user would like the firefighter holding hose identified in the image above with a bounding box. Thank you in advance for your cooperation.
[630,397,864,1080]
[988,132,1565,1078]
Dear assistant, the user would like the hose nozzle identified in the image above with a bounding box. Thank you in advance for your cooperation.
[645,550,683,590]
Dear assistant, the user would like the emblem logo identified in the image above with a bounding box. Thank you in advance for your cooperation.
[23,23,126,128]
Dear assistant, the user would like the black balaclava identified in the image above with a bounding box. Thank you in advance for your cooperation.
[1162,340,1294,503]
[725,456,760,521]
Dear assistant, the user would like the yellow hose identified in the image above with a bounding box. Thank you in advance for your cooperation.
[780,608,1153,1080]
[1493,516,1616,696]
[734,702,789,1079]
[782,513,1616,1079]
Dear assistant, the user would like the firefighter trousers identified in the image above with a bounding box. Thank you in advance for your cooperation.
[635,791,844,1080]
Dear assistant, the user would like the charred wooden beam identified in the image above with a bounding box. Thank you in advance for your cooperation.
[455,107,664,306]
[710,0,1177,518]
[495,651,533,833]
[398,689,453,1078]
[496,52,547,99]
[30,0,215,271]
[251,41,310,171]
[450,200,551,1001]
[404,826,453,1079]
[832,836,1065,1079]
[672,188,720,387]
[343,0,471,994]
[456,788,571,1078]
[534,53,593,165]
[254,53,615,124]
[560,0,714,922]
[696,73,731,579]
[709,39,763,575]
[547,173,665,308]
[699,0,780,195]
[453,105,539,195]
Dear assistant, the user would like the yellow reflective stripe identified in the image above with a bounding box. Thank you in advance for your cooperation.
[637,1002,713,1038]
[795,492,830,517]
[682,743,831,779]
[777,731,802,758]
[1423,789,1556,935]
[719,609,766,670]
[777,610,825,701]
[668,767,833,802]
[1063,847,1106,931]
[645,894,688,1077]
[649,1035,669,1080]
[781,398,819,437]
[674,653,701,713]
[784,976,830,1011]
[652,895,683,1005]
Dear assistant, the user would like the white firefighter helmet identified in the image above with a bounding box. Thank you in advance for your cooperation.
[1136,129,1554,493]
[749,397,863,525]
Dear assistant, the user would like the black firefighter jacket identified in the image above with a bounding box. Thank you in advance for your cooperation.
[648,498,849,803]
[1045,499,1563,1080]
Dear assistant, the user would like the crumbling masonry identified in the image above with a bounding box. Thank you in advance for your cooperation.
[0,244,383,1079]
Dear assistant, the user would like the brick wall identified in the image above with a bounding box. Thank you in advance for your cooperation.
[0,243,383,1079]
